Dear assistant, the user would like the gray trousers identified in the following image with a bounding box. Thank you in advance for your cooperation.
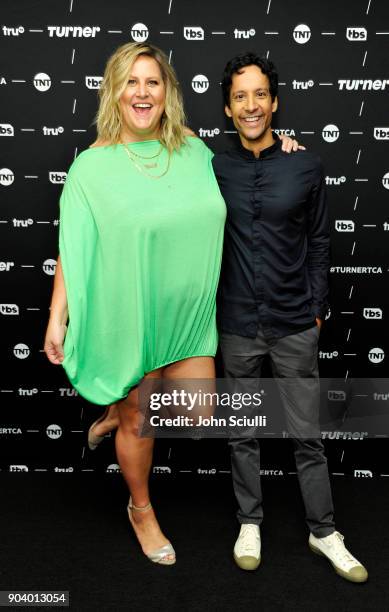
[219,325,335,538]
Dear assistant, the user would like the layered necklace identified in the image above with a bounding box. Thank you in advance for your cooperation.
[122,141,170,179]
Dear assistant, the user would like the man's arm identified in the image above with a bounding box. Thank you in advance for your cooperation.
[306,161,331,325]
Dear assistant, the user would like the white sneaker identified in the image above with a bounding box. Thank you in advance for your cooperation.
[309,531,368,582]
[233,524,261,570]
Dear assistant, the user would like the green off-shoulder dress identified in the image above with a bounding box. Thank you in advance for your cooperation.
[59,137,226,405]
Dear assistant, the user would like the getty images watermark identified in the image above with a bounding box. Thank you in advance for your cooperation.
[137,378,389,439]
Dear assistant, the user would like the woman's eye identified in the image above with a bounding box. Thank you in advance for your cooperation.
[127,79,136,85]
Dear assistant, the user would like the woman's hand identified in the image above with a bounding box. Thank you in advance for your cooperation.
[44,320,67,365]
[278,133,306,153]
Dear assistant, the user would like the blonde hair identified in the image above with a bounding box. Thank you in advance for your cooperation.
[95,42,187,153]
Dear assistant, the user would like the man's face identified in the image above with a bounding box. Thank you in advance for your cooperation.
[225,64,278,143]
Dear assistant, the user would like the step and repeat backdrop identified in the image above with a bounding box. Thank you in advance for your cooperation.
[1,0,388,481]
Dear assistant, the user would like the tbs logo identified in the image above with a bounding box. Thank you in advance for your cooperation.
[346,27,367,41]
[293,24,311,44]
[49,171,66,184]
[0,304,19,315]
[354,470,372,478]
[363,308,382,320]
[328,390,346,401]
[335,220,354,232]
[0,123,14,136]
[184,27,204,40]
[192,74,209,93]
[368,348,385,364]
[85,76,103,89]
[374,127,389,140]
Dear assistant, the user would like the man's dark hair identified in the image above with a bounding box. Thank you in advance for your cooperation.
[221,52,278,107]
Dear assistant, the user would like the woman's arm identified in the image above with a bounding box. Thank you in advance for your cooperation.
[44,255,68,364]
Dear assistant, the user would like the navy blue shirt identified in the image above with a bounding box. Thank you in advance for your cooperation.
[212,137,330,339]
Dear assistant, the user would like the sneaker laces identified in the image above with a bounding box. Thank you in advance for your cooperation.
[239,525,259,553]
[324,532,360,569]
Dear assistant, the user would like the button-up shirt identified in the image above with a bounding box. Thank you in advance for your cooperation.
[212,137,330,339]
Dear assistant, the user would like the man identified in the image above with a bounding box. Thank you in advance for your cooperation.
[212,52,368,582]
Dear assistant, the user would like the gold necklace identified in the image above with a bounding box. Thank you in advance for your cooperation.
[122,142,170,179]
[127,143,163,160]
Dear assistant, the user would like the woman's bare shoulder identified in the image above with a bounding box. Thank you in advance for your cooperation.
[89,139,111,148]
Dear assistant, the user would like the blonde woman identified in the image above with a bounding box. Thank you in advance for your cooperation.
[44,42,226,565]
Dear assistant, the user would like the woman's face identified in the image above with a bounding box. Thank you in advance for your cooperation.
[119,55,166,142]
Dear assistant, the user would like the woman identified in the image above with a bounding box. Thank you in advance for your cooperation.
[44,41,298,566]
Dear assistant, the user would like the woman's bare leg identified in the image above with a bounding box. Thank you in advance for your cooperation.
[114,368,175,558]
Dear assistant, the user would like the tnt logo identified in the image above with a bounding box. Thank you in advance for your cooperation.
[292,79,314,90]
[49,171,66,184]
[184,27,204,40]
[346,27,367,41]
[33,72,51,92]
[382,172,389,190]
[354,469,372,477]
[46,424,62,439]
[335,220,354,232]
[85,76,103,89]
[13,343,30,359]
[198,128,220,138]
[106,463,121,473]
[234,28,255,39]
[0,123,14,136]
[328,390,346,401]
[322,124,339,142]
[192,74,209,93]
[0,168,14,186]
[363,308,383,319]
[368,348,385,364]
[374,127,389,140]
[0,304,19,315]
[293,24,311,44]
[131,23,149,42]
[43,259,57,276]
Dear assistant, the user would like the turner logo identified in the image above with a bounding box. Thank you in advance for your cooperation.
[374,127,389,140]
[382,172,389,189]
[33,72,51,92]
[192,74,209,93]
[0,123,14,136]
[292,79,314,90]
[326,176,346,186]
[322,124,339,142]
[184,27,204,40]
[328,390,346,401]
[346,27,367,41]
[43,126,64,136]
[0,261,14,271]
[0,168,14,186]
[47,26,100,38]
[234,28,255,39]
[335,220,354,232]
[49,171,66,184]
[0,304,19,315]
[293,24,311,44]
[46,424,62,439]
[338,79,389,91]
[85,76,103,89]
[2,25,25,36]
[363,308,383,319]
[131,23,149,42]
[13,343,30,359]
[354,469,372,477]
[9,465,28,472]
[198,128,220,137]
[368,348,385,363]
[43,259,57,276]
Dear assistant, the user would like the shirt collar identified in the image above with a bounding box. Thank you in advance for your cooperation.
[234,133,282,160]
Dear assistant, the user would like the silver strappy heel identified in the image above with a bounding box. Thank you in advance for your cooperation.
[127,497,176,565]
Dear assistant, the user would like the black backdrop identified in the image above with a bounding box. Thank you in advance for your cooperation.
[1,0,388,480]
